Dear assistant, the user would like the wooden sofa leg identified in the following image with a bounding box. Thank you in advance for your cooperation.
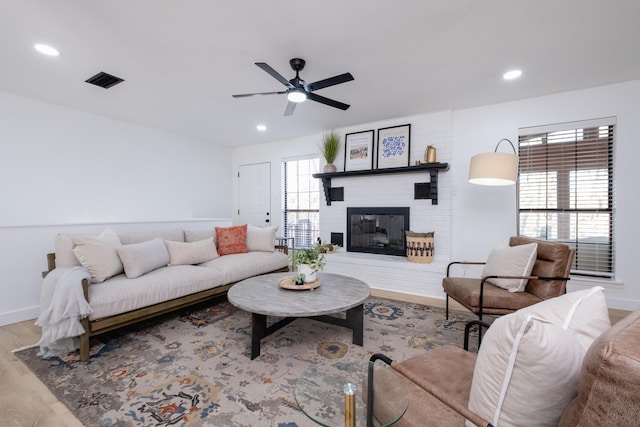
[79,333,89,361]
[79,317,90,361]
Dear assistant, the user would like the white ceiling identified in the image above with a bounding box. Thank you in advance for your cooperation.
[2,1,640,147]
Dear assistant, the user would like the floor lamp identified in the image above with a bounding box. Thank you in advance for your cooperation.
[468,138,518,185]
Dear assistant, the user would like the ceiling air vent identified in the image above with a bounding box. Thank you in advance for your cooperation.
[85,72,124,89]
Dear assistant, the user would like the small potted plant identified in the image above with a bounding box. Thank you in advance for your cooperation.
[316,240,339,254]
[290,247,326,282]
[319,130,341,173]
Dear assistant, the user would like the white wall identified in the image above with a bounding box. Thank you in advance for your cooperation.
[0,91,234,326]
[452,80,640,310]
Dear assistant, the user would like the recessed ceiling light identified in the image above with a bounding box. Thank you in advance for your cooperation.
[34,43,60,56]
[503,69,522,80]
[256,124,267,131]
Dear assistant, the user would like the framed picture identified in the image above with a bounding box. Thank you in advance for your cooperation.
[376,124,411,169]
[344,130,374,171]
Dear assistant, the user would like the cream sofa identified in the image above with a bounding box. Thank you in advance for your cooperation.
[46,225,289,361]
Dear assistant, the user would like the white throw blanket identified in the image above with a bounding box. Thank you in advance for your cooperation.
[35,267,93,358]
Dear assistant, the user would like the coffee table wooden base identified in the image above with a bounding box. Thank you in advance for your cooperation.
[250,304,364,359]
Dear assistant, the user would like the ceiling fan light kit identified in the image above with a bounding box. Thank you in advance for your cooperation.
[233,58,354,116]
[287,90,307,103]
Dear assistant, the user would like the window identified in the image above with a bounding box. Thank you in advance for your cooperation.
[518,118,615,278]
[282,157,320,249]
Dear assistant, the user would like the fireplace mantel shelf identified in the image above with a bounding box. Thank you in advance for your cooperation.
[312,162,450,206]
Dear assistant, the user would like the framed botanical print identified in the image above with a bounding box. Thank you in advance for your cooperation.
[376,124,411,169]
[344,130,374,171]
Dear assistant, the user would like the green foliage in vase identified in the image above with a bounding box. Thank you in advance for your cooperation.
[318,130,342,164]
[290,247,326,274]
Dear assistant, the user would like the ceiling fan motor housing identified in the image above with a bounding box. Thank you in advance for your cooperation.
[290,58,306,72]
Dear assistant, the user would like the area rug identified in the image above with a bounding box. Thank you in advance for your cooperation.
[15,296,481,426]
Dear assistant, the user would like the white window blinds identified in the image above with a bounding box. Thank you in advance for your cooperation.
[518,118,615,278]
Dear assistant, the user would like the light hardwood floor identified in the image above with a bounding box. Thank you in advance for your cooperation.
[0,291,630,426]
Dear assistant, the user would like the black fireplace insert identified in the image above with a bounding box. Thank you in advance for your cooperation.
[346,207,410,256]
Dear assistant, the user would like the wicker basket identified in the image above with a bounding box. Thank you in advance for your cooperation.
[406,231,435,263]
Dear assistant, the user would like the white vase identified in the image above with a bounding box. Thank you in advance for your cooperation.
[297,264,317,282]
[323,164,337,173]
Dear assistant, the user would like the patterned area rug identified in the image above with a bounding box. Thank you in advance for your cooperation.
[15,296,480,426]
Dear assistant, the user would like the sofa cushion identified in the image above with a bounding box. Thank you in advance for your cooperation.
[215,225,248,256]
[442,277,542,315]
[481,242,538,292]
[467,312,584,427]
[117,228,184,245]
[87,265,225,320]
[117,238,170,278]
[165,237,219,266]
[199,251,288,284]
[246,225,278,252]
[184,228,215,243]
[71,228,123,283]
[54,234,83,268]
[559,309,640,426]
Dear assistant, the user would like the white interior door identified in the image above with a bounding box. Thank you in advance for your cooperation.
[238,162,271,227]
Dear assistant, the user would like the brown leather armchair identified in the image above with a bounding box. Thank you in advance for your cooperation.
[368,309,640,427]
[443,236,575,322]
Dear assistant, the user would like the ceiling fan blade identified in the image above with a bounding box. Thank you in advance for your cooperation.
[255,62,293,87]
[308,73,354,91]
[232,91,286,98]
[307,92,350,110]
[284,101,297,116]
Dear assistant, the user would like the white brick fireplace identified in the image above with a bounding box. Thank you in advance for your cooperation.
[318,111,453,299]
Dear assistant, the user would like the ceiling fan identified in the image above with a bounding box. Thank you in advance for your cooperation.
[232,58,354,116]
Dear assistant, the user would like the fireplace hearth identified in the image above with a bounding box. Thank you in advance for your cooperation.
[346,207,409,256]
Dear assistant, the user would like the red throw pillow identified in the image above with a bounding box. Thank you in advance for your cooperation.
[215,225,248,255]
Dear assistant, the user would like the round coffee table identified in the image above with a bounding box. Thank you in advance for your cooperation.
[228,272,370,359]
[295,359,408,426]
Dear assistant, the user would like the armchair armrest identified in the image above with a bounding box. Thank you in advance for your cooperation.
[274,244,288,255]
[476,274,570,318]
[368,353,494,427]
[464,320,491,351]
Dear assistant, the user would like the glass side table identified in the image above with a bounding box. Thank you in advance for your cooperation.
[295,359,408,427]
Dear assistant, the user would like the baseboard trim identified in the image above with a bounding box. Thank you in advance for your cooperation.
[370,289,467,311]
[0,306,39,327]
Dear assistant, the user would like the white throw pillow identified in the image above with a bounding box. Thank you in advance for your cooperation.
[467,313,584,427]
[481,242,538,292]
[72,228,123,283]
[519,286,610,350]
[246,225,279,252]
[164,237,219,266]
[117,238,170,279]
